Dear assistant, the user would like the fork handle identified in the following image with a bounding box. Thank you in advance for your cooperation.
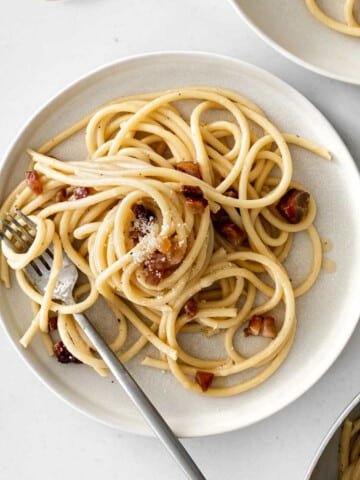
[73,312,206,480]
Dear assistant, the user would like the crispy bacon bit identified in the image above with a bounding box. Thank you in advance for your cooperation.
[175,162,201,179]
[244,315,277,338]
[143,240,184,285]
[130,203,155,243]
[132,204,155,223]
[48,316,58,331]
[157,236,172,254]
[143,251,168,285]
[181,185,208,214]
[211,208,229,227]
[244,315,263,337]
[169,242,185,266]
[276,188,310,224]
[183,298,198,319]
[195,371,214,392]
[25,171,42,195]
[218,223,246,248]
[73,186,90,200]
[212,208,246,248]
[262,316,276,339]
[55,188,68,202]
[53,341,81,364]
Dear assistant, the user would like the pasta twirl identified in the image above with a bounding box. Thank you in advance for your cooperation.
[0,86,330,396]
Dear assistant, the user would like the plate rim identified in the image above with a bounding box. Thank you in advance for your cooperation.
[1,50,360,437]
[305,392,360,478]
[228,0,360,86]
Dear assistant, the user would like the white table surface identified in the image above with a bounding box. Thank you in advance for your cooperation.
[1,1,360,479]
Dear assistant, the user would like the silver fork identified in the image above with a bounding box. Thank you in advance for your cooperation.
[0,209,206,480]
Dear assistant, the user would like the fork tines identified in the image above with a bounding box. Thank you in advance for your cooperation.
[0,209,52,271]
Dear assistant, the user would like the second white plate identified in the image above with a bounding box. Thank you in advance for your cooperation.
[1,52,360,437]
[229,0,360,84]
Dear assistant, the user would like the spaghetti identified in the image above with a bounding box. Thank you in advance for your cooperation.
[305,0,360,37]
[339,417,360,479]
[0,86,331,396]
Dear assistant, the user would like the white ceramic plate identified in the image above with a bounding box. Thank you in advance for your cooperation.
[306,393,360,478]
[1,52,360,437]
[229,0,360,84]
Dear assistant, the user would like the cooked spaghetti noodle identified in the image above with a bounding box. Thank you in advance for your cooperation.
[0,86,331,396]
[305,0,360,37]
[339,417,360,479]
